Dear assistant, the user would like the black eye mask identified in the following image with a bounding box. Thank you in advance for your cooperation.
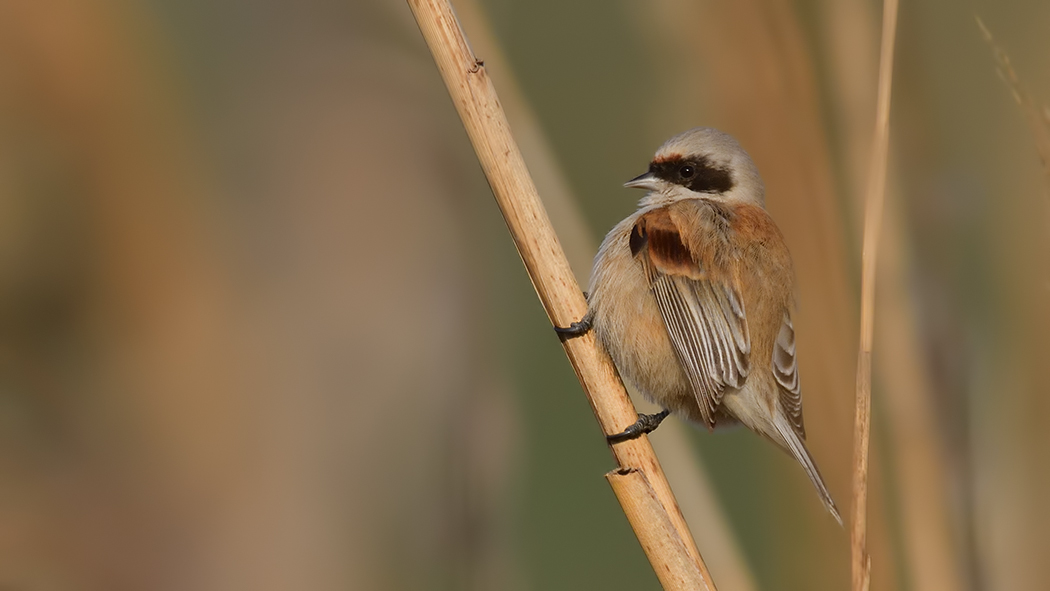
[649,155,734,193]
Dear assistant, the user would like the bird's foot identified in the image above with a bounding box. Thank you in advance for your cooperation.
[554,310,593,339]
[607,409,671,443]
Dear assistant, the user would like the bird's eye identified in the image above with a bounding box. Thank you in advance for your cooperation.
[679,165,695,178]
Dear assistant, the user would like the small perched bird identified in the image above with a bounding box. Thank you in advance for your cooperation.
[557,127,840,523]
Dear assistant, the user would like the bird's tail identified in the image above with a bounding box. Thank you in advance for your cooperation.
[774,414,842,525]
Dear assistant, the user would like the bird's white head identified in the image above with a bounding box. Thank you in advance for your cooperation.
[625,127,765,207]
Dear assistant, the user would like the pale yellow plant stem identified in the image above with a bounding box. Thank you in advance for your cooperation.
[853,0,899,590]
[406,0,714,588]
[607,468,711,590]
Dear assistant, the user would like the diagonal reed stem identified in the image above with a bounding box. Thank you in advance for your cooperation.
[853,0,900,590]
[406,0,715,588]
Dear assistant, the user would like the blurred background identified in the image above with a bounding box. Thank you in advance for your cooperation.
[1,0,1048,589]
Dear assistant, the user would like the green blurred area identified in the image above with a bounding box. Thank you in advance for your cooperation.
[1,0,1049,590]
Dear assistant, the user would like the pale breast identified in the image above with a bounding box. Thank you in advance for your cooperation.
[587,214,698,417]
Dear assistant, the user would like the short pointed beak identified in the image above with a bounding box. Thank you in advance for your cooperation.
[624,171,660,191]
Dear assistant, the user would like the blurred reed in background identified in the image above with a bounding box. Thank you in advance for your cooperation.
[0,1,1047,590]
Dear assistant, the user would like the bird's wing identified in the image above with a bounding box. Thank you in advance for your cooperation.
[631,203,750,428]
[773,312,805,439]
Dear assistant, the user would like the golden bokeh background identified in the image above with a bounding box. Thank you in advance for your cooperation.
[1,1,1048,589]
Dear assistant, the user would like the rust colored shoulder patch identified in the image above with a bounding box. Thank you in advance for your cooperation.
[632,208,705,280]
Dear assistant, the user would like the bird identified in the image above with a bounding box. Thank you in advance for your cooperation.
[556,127,841,523]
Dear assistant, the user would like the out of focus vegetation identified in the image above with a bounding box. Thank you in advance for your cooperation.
[0,1,1047,590]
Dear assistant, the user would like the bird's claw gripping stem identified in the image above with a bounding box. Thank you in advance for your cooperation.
[607,409,671,443]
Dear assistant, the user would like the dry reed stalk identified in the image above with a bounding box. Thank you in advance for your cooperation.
[852,1,900,590]
[406,0,714,588]
[821,3,962,589]
[450,0,595,280]
[606,469,708,589]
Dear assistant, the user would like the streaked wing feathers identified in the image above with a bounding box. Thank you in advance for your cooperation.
[773,313,805,438]
[633,206,750,428]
